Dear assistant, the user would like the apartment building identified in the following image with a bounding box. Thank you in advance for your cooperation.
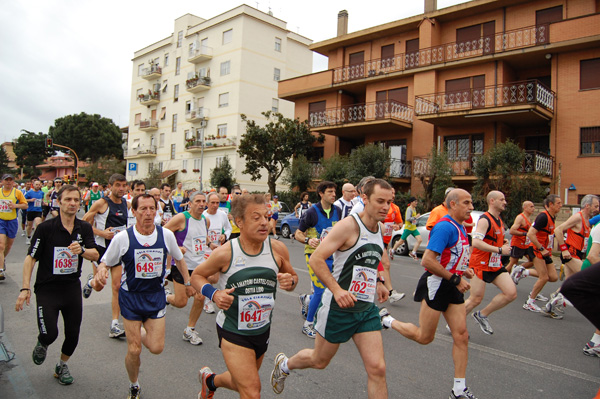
[279,0,600,204]
[126,5,312,190]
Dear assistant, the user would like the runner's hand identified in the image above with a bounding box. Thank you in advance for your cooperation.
[377,283,389,303]
[463,268,474,279]
[15,290,31,311]
[213,287,235,310]
[456,277,470,293]
[561,250,571,260]
[185,285,196,298]
[68,241,83,255]
[333,289,357,309]
[501,243,511,256]
[277,272,294,290]
[95,266,110,288]
[103,227,115,240]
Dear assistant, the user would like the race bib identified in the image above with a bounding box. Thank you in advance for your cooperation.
[193,235,206,256]
[0,200,11,213]
[489,252,502,268]
[583,237,589,253]
[51,198,59,208]
[348,266,377,303]
[238,293,274,331]
[208,229,221,245]
[218,206,229,214]
[548,234,554,251]
[34,198,42,208]
[320,227,333,242]
[127,216,136,227]
[53,247,78,275]
[112,225,127,235]
[524,236,531,246]
[134,248,164,279]
[456,246,471,272]
[383,222,394,238]
[163,212,173,223]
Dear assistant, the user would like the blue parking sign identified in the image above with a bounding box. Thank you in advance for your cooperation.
[128,163,137,171]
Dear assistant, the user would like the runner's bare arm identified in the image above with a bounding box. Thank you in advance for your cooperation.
[271,239,298,291]
[15,256,36,311]
[82,199,111,238]
[191,243,234,309]
[509,214,525,236]
[554,214,581,247]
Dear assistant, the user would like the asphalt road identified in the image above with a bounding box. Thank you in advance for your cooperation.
[1,227,599,398]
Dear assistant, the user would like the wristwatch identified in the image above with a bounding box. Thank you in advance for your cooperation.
[304,237,310,244]
[449,273,461,286]
[185,281,191,286]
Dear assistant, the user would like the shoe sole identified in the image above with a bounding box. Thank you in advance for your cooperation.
[54,375,74,385]
[109,332,126,338]
[271,353,287,394]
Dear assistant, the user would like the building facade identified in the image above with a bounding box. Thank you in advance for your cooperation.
[279,0,600,204]
[126,5,312,190]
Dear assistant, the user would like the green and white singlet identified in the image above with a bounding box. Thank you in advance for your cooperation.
[215,238,279,336]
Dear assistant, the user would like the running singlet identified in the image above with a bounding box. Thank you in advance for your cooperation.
[0,187,25,220]
[428,216,470,275]
[333,198,352,219]
[88,190,102,207]
[120,226,169,293]
[511,213,532,249]
[160,198,176,223]
[300,203,340,256]
[173,211,209,267]
[26,189,44,212]
[405,206,418,231]
[321,213,383,313]
[532,210,555,251]
[469,212,505,271]
[565,211,591,254]
[94,197,128,248]
[215,238,279,336]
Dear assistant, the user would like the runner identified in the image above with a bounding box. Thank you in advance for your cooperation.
[149,188,163,225]
[171,181,185,213]
[522,194,562,312]
[271,179,391,398]
[47,178,64,218]
[382,187,403,260]
[294,181,341,338]
[507,201,536,282]
[0,174,28,280]
[192,193,298,399]
[333,183,355,219]
[92,193,193,399]
[83,173,129,338]
[41,180,52,221]
[295,191,313,219]
[218,186,231,214]
[228,187,242,239]
[20,181,31,236]
[25,179,45,245]
[269,195,281,239]
[84,182,103,210]
[463,191,515,335]
[15,185,99,385]
[164,191,211,345]
[350,176,375,216]
[379,189,478,399]
[390,196,422,260]
[425,187,455,230]
[159,183,177,225]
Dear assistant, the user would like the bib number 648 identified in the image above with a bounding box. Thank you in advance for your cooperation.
[136,262,154,273]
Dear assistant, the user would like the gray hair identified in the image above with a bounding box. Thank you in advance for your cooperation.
[581,194,599,208]
[189,191,206,203]
[207,192,220,202]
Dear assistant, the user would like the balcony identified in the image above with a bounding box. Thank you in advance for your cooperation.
[414,80,555,127]
[186,76,211,93]
[188,45,213,63]
[139,119,158,132]
[185,108,210,123]
[308,100,413,139]
[184,137,236,153]
[124,145,157,159]
[141,65,162,80]
[389,159,411,180]
[139,92,160,106]
[310,162,324,179]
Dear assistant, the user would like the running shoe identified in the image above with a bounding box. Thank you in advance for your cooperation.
[409,252,418,261]
[32,340,48,365]
[109,324,126,339]
[583,341,600,357]
[535,293,548,302]
[472,311,493,335]
[21,231,26,237]
[541,306,564,319]
[450,387,478,399]
[389,290,406,303]
[198,366,215,399]
[522,301,541,312]
[164,286,172,306]
[54,363,74,385]
[82,273,94,299]
[302,323,317,338]
[128,385,141,399]
[26,237,31,245]
[204,301,215,314]
[379,307,391,329]
[510,265,526,285]
[0,268,5,281]
[183,328,203,345]
[299,294,310,320]
[271,353,289,394]
[559,263,565,281]
[388,248,394,260]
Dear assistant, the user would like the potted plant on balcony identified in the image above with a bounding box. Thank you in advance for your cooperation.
[192,168,200,173]
[181,169,187,173]
[201,76,211,85]
[185,138,196,148]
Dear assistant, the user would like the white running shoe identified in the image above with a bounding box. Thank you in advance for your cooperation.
[204,301,216,314]
[183,328,203,345]
[26,237,31,245]
[271,353,289,394]
[109,324,126,338]
[523,301,542,312]
[535,293,548,302]
[388,248,394,260]
[510,265,526,285]
[389,290,405,303]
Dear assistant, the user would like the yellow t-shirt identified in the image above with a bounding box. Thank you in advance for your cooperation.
[0,187,26,220]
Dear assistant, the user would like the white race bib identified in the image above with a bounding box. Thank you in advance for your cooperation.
[0,200,11,213]
[34,198,42,208]
[193,235,206,256]
[238,293,274,330]
[134,248,164,279]
[524,236,531,246]
[112,225,127,235]
[348,266,377,302]
[52,198,58,208]
[208,229,221,245]
[456,246,471,272]
[548,234,555,251]
[383,222,394,238]
[489,252,502,268]
[163,212,173,223]
[320,226,333,242]
[53,247,78,275]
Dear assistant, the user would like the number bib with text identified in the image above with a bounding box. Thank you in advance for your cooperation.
[208,229,221,245]
[112,225,127,235]
[134,248,164,279]
[53,247,78,275]
[348,266,377,303]
[383,222,394,238]
[0,200,11,213]
[51,198,58,208]
[489,252,502,268]
[237,293,274,330]
[34,198,42,208]
[193,235,206,256]
[456,246,470,272]
[163,212,173,223]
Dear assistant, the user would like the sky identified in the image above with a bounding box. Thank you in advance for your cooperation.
[0,0,466,144]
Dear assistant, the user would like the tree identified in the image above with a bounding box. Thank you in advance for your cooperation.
[346,143,391,184]
[318,153,350,196]
[415,146,453,212]
[143,168,163,190]
[80,157,126,186]
[14,130,55,178]
[283,154,313,193]
[210,156,235,190]
[238,111,323,195]
[49,112,123,162]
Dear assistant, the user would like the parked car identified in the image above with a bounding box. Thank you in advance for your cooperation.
[274,201,292,232]
[279,212,300,238]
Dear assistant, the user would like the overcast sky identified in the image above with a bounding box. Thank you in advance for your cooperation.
[0,0,465,144]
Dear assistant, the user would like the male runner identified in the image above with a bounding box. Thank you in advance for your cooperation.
[41,180,52,220]
[228,187,242,239]
[164,191,211,345]
[0,174,28,280]
[333,183,356,219]
[159,183,177,225]
[25,179,45,245]
[217,186,231,214]
[507,201,537,282]
[463,191,514,335]
[294,181,341,337]
[15,185,98,385]
[93,194,193,399]
[379,189,478,399]
[271,179,391,398]
[47,178,64,218]
[425,187,455,230]
[382,187,403,259]
[149,188,163,225]
[390,196,422,260]
[171,181,185,213]
[350,176,375,216]
[20,181,31,235]
[85,182,103,209]
[192,194,297,399]
[83,173,129,337]
[522,194,562,312]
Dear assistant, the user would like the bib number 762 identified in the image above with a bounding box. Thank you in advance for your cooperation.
[349,280,367,294]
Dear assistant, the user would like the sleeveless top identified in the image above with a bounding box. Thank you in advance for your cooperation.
[511,213,532,249]
[95,197,128,248]
[469,212,505,271]
[431,216,470,275]
[160,198,176,223]
[120,226,168,293]
[322,213,383,313]
[0,187,20,220]
[49,190,60,211]
[215,238,279,336]
[173,211,209,269]
[535,210,555,251]
[89,190,102,206]
[565,211,591,253]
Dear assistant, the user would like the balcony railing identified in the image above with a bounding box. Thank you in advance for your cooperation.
[140,92,160,105]
[185,137,236,151]
[188,45,213,63]
[186,76,211,93]
[124,145,157,158]
[524,151,553,177]
[141,65,162,79]
[185,108,209,122]
[415,80,555,116]
[390,159,411,178]
[310,162,324,179]
[309,100,413,128]
[139,119,159,131]
[332,24,548,84]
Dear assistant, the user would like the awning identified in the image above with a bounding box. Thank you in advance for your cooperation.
[161,80,168,92]
[160,169,178,179]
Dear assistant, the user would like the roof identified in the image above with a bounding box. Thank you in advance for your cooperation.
[160,169,178,179]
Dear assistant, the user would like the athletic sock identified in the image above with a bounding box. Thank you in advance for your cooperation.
[453,378,466,395]
[281,358,290,374]
[382,315,395,329]
[185,326,195,334]
[527,296,535,304]
[206,374,217,391]
[523,269,530,276]
[130,381,140,389]
[303,320,313,328]
[112,319,119,328]
[59,359,67,367]
[591,333,600,345]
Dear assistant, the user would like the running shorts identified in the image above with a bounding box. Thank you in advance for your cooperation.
[217,325,270,359]
[414,271,464,312]
[271,212,279,221]
[510,246,533,260]
[314,302,381,344]
[401,229,420,241]
[166,266,194,285]
[27,211,43,222]
[474,266,507,283]
[533,248,554,264]
[0,219,18,239]
[560,244,584,264]
[119,289,166,322]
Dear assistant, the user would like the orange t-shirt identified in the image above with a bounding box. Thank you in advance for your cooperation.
[426,204,448,231]
[382,203,403,244]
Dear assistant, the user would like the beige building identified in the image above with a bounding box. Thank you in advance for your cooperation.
[125,5,313,190]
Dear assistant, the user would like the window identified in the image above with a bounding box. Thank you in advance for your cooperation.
[456,22,495,54]
[194,158,201,170]
[272,98,279,112]
[216,156,224,167]
[273,68,281,81]
[581,127,600,155]
[220,60,230,76]
[172,114,177,132]
[223,29,232,44]
[381,44,394,63]
[184,129,191,139]
[275,37,282,52]
[159,133,165,148]
[160,107,166,120]
[182,159,188,170]
[171,144,176,160]
[581,58,600,90]
[164,53,169,66]
[217,124,227,138]
[148,162,154,174]
[134,113,141,126]
[177,31,183,48]
[150,135,155,147]
[219,93,229,108]
[185,101,192,112]
[444,135,483,175]
[161,80,168,93]
[175,57,181,75]
[137,64,144,76]
[158,162,163,172]
[536,6,562,43]
[201,38,208,50]
[174,84,179,102]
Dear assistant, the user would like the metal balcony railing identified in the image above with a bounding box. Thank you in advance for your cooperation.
[125,145,157,157]
[141,65,162,77]
[309,100,413,128]
[188,45,213,60]
[139,119,158,129]
[390,159,411,178]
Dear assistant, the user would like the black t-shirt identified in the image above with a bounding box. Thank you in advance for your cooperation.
[532,212,549,231]
[28,216,97,292]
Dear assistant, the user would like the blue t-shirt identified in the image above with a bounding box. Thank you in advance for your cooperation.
[25,189,44,212]
[427,215,465,255]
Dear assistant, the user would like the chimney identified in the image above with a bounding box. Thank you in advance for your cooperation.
[424,0,437,13]
[337,10,348,36]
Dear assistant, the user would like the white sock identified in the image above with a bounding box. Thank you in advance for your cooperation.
[591,333,600,345]
[185,326,195,333]
[59,359,67,367]
[523,269,530,276]
[281,358,290,374]
[527,296,535,303]
[130,381,140,389]
[382,315,395,329]
[112,319,119,328]
[453,378,466,394]
[303,320,313,328]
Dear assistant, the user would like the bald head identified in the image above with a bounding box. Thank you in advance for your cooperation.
[445,189,473,223]
[342,183,356,201]
[486,190,504,204]
[521,200,535,215]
